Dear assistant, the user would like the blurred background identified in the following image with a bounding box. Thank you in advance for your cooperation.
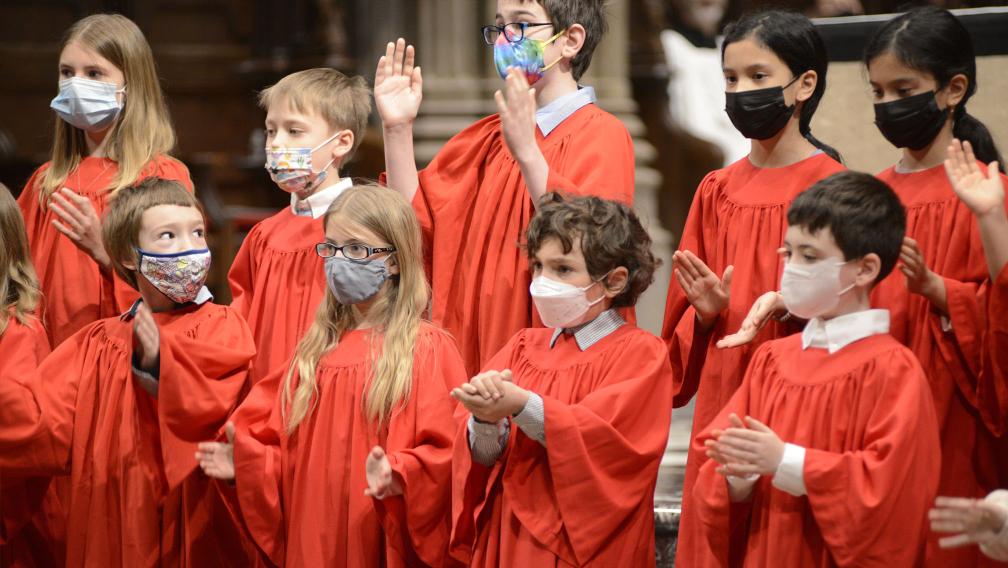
[1,2,1005,561]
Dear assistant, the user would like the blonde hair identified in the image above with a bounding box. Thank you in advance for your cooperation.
[39,14,178,203]
[0,184,41,335]
[101,178,203,290]
[258,68,372,163]
[283,184,429,432]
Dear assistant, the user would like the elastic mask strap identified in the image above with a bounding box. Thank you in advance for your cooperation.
[311,131,342,153]
[539,29,567,72]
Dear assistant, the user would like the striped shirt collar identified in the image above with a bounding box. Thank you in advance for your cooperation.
[535,86,597,137]
[120,286,214,320]
[549,308,625,351]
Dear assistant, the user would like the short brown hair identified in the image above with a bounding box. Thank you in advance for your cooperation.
[537,0,609,81]
[259,68,372,164]
[102,177,203,290]
[525,193,658,308]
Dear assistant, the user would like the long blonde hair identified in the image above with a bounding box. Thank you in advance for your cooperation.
[283,184,430,433]
[0,185,41,334]
[39,14,177,203]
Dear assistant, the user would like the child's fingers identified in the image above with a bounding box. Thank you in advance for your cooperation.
[402,43,415,77]
[728,413,746,428]
[938,534,975,549]
[930,520,970,533]
[393,38,406,73]
[935,496,978,509]
[411,65,423,92]
[493,90,508,116]
[51,219,80,241]
[383,42,395,77]
[744,416,772,432]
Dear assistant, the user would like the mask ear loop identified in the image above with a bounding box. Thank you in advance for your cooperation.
[539,29,568,73]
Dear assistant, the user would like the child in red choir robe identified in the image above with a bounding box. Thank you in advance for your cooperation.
[375,0,636,375]
[929,142,1008,562]
[0,184,54,567]
[450,194,675,567]
[197,184,466,567]
[862,9,1008,565]
[695,172,941,568]
[18,14,193,348]
[662,11,845,564]
[228,68,371,383]
[0,178,255,567]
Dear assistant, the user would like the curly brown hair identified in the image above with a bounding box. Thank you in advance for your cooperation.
[525,193,659,308]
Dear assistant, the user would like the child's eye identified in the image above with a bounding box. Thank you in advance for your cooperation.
[753,72,767,81]
[158,231,175,240]
[803,254,817,262]
[60,69,73,78]
[723,75,737,85]
[265,129,276,137]
[194,228,205,238]
[87,70,102,79]
[897,88,914,97]
[288,129,302,136]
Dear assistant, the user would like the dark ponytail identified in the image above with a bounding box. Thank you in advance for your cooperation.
[864,6,1004,171]
[722,10,841,163]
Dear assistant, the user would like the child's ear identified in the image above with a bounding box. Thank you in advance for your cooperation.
[795,69,818,104]
[854,253,881,287]
[559,23,587,63]
[944,73,969,108]
[386,254,400,276]
[329,129,355,166]
[603,266,630,299]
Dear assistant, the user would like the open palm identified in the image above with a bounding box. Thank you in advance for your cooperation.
[945,139,1004,217]
[374,38,423,128]
[196,422,235,480]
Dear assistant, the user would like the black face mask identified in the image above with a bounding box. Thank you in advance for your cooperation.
[873,91,949,151]
[724,76,800,140]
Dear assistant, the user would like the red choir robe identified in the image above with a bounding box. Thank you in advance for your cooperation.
[0,315,52,568]
[692,333,941,568]
[228,208,327,383]
[0,301,254,567]
[17,156,193,347]
[664,153,844,566]
[990,265,1008,382]
[450,324,675,567]
[871,164,1008,567]
[228,323,465,567]
[408,104,635,376]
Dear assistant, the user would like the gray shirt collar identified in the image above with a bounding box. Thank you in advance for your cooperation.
[535,86,597,137]
[549,308,625,351]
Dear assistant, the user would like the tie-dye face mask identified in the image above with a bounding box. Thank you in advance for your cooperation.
[493,29,566,84]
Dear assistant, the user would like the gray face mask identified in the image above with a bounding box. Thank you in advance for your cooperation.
[324,255,389,305]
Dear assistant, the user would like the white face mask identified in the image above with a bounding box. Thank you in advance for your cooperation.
[780,257,856,320]
[50,77,125,132]
[529,274,606,329]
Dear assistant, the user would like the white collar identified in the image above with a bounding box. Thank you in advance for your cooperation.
[801,309,890,354]
[120,286,214,320]
[535,86,597,137]
[290,177,353,219]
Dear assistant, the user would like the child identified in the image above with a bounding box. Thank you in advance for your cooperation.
[228,68,370,383]
[863,9,1008,565]
[694,171,940,567]
[928,142,1008,562]
[450,193,675,567]
[375,0,635,375]
[661,10,845,564]
[0,184,53,567]
[0,178,254,567]
[18,13,193,347]
[197,184,466,567]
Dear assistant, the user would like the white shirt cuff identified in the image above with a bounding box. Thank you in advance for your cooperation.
[512,392,545,446]
[772,443,807,496]
[467,416,509,466]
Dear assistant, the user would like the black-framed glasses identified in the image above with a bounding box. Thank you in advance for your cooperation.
[482,22,553,45]
[315,242,396,261]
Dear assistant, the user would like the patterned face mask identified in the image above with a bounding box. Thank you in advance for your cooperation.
[493,29,565,84]
[264,132,340,193]
[136,248,211,304]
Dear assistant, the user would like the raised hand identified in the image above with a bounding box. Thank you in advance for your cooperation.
[374,38,423,129]
[899,237,947,313]
[50,187,111,268]
[364,446,403,500]
[133,302,160,371]
[717,291,786,349]
[196,422,236,480]
[495,67,539,164]
[930,496,1008,550]
[673,250,733,329]
[945,139,1004,218]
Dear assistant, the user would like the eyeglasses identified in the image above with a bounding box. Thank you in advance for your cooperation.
[315,242,396,261]
[482,22,553,45]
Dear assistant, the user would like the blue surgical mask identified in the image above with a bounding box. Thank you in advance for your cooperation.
[50,77,125,131]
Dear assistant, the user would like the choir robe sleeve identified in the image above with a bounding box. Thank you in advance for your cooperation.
[226,222,263,320]
[230,368,287,566]
[802,349,940,565]
[374,329,467,568]
[0,326,92,474]
[661,171,722,406]
[157,306,256,490]
[501,333,675,565]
